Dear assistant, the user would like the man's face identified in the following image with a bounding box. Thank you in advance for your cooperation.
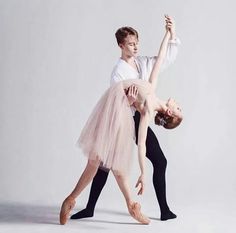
[119,35,139,57]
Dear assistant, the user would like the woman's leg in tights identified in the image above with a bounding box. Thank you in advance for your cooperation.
[70,167,150,224]
[71,168,110,219]
[113,172,133,206]
[68,159,100,199]
[59,159,100,224]
[71,167,146,221]
[113,171,150,224]
[134,112,176,220]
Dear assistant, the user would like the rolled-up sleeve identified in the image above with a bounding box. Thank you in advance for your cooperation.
[161,37,181,71]
[145,37,181,73]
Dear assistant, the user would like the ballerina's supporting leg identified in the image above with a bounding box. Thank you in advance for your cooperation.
[113,171,150,224]
[59,158,100,225]
[70,168,110,219]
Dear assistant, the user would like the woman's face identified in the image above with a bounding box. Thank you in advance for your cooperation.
[166,98,182,118]
[120,35,139,57]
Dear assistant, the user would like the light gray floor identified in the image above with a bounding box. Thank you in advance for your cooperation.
[0,202,235,233]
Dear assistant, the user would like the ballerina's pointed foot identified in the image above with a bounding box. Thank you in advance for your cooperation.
[59,196,76,225]
[128,202,150,225]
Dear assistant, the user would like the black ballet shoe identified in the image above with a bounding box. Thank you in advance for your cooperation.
[70,208,94,219]
[160,211,177,221]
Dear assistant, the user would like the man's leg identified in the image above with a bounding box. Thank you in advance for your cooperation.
[70,168,109,219]
[145,127,176,220]
[134,111,176,220]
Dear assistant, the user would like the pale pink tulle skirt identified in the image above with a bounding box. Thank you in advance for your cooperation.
[76,81,135,175]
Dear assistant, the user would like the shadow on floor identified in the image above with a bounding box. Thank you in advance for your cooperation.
[0,202,141,226]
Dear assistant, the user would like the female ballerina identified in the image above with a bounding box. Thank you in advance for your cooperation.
[59,24,183,225]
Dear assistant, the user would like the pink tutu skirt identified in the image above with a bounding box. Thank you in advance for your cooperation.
[76,81,135,175]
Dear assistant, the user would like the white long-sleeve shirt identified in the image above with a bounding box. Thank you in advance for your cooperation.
[110,38,181,85]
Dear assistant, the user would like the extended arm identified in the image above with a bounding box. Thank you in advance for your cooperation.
[137,112,149,175]
[135,105,151,195]
[149,15,179,89]
[160,15,180,71]
[149,30,171,90]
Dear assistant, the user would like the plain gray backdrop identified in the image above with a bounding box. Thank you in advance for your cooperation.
[0,0,235,232]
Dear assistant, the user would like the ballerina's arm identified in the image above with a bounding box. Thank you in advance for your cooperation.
[137,112,149,175]
[135,100,152,195]
[149,30,171,90]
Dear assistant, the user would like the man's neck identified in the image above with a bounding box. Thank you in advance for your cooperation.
[120,54,135,64]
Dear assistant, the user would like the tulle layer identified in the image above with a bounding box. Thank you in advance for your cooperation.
[76,81,135,175]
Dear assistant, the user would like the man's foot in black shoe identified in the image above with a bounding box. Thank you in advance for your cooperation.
[160,211,177,221]
[70,209,94,219]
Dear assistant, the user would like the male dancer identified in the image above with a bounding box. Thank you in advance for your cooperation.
[71,15,180,221]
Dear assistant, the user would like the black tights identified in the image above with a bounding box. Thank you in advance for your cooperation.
[71,111,172,219]
[134,111,169,214]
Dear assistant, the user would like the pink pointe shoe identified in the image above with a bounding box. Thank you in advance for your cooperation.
[59,196,76,225]
[128,202,150,225]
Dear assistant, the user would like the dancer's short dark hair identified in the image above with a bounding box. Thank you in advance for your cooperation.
[115,27,139,45]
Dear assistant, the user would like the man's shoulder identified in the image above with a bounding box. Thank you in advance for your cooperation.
[111,58,121,71]
[111,58,127,75]
[110,58,124,82]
